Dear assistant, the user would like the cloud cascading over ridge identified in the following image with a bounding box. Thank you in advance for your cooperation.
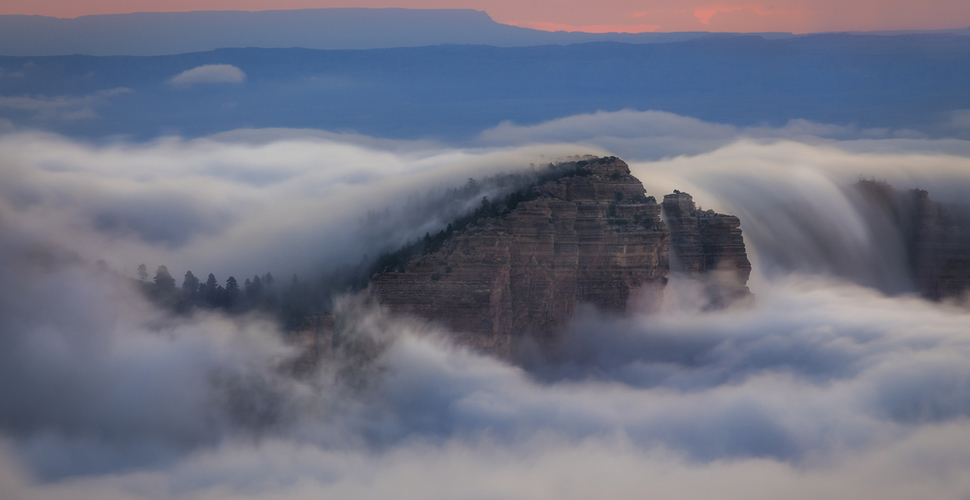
[1,112,970,498]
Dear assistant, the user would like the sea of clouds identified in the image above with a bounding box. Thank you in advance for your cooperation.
[1,110,970,499]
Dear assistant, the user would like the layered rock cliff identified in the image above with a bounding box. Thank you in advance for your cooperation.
[289,313,335,375]
[370,157,751,356]
[662,191,752,306]
[371,157,669,355]
[855,180,970,300]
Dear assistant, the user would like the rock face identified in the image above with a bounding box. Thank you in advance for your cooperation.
[371,157,670,356]
[369,157,754,356]
[855,180,970,300]
[288,313,335,375]
[662,191,752,305]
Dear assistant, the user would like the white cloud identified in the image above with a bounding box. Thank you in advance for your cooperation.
[0,67,25,79]
[476,109,939,160]
[0,88,130,121]
[951,109,970,130]
[1,276,970,497]
[2,122,970,287]
[0,131,592,280]
[0,115,970,498]
[170,64,246,85]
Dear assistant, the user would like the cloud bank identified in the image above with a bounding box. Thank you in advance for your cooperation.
[477,109,958,160]
[170,65,246,85]
[0,88,130,121]
[1,113,970,498]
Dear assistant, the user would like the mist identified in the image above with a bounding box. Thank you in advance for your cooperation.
[1,113,970,498]
[0,130,602,280]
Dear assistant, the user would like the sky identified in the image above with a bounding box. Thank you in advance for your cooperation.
[2,0,970,33]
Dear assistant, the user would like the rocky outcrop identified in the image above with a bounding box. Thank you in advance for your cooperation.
[288,313,335,375]
[370,157,752,356]
[855,180,970,300]
[662,191,752,306]
[371,157,670,356]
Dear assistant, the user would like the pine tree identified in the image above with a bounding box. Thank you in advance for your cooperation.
[224,276,240,308]
[204,273,219,307]
[251,274,263,301]
[260,272,277,308]
[181,271,200,302]
[154,265,176,293]
[148,265,177,304]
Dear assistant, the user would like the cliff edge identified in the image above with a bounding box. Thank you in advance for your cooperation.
[371,157,751,356]
[662,191,752,307]
[855,180,970,300]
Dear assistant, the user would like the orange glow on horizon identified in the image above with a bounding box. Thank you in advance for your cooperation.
[511,21,662,34]
[692,4,806,25]
[0,1,968,34]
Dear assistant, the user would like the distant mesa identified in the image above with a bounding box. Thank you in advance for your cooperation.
[5,8,966,57]
[0,8,742,57]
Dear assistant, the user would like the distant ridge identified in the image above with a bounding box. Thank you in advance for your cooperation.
[0,8,757,56]
[3,34,970,140]
[7,8,965,57]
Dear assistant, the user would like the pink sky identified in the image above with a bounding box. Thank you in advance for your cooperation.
[3,0,970,33]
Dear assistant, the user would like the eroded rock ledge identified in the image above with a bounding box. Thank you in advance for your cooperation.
[370,157,751,356]
[855,180,970,300]
[663,191,752,307]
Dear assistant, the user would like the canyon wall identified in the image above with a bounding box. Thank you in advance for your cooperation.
[371,157,751,356]
[289,172,970,367]
[662,191,753,306]
[372,158,669,355]
[289,313,335,375]
[855,180,970,300]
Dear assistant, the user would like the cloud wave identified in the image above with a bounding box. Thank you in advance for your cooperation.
[2,114,970,498]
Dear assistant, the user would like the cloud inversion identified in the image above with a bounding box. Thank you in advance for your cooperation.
[1,113,970,498]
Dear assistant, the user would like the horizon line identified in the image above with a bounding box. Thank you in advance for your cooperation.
[3,7,969,36]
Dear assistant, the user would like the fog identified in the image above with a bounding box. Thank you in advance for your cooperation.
[1,113,970,498]
[0,131,600,279]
